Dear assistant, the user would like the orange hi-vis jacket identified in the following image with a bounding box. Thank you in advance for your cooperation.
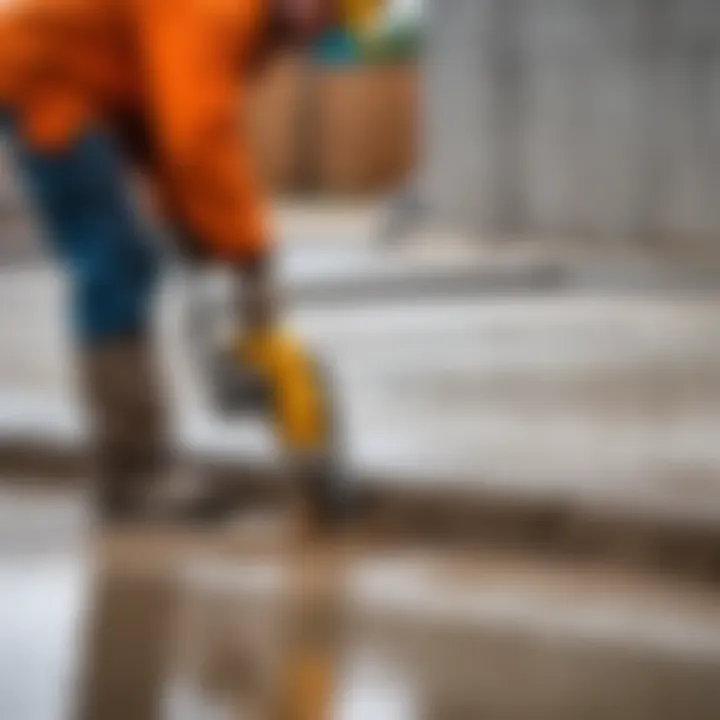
[0,0,270,263]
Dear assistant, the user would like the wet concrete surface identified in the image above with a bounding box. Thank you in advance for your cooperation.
[3,183,720,716]
[1,487,720,720]
[2,268,720,526]
[0,489,87,720]
[3,165,720,524]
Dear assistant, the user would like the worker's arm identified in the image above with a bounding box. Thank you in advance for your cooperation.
[137,0,269,266]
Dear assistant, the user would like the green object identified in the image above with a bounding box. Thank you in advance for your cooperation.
[359,25,423,64]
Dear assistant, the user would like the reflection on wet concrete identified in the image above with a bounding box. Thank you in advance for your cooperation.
[2,488,720,720]
[0,556,86,720]
[77,556,179,720]
[0,490,87,720]
[177,552,720,720]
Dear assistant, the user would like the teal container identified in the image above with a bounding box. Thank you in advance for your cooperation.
[312,29,362,66]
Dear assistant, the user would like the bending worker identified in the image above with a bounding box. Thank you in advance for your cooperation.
[0,0,338,521]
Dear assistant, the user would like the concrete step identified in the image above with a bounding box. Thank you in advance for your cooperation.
[3,200,719,301]
[1,271,720,577]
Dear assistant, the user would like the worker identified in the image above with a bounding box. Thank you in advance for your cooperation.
[0,0,338,522]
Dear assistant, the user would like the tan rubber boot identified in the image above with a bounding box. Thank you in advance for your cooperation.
[79,332,170,523]
[80,332,236,524]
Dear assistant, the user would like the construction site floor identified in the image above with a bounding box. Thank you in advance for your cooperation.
[1,486,720,720]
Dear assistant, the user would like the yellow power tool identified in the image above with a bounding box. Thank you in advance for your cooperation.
[213,332,351,720]
[186,265,353,719]
[209,325,349,530]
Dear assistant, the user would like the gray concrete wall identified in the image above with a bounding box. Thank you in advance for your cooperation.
[420,0,720,244]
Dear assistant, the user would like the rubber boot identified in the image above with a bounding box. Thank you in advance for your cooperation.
[79,331,170,523]
[81,332,238,525]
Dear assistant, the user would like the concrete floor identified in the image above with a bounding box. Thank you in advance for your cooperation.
[1,487,720,720]
[3,191,720,717]
[1,266,720,525]
[2,186,720,530]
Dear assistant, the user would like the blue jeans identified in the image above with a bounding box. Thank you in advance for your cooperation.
[2,115,159,345]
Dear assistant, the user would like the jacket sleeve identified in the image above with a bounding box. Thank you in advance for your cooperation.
[137,0,269,263]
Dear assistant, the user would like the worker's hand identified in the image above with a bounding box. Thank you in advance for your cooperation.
[218,254,334,455]
[235,255,279,332]
[202,253,280,416]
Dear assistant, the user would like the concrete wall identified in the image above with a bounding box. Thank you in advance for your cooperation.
[420,0,720,244]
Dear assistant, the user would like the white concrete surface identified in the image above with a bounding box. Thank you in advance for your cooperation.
[1,266,720,524]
